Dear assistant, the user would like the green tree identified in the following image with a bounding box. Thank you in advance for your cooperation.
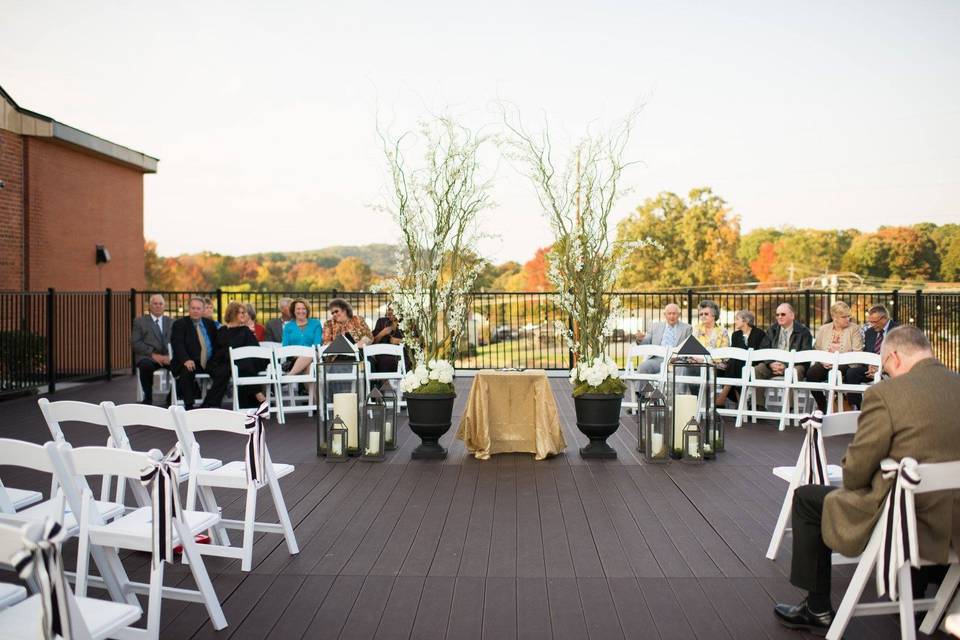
[940,234,960,281]
[841,226,939,281]
[771,229,859,283]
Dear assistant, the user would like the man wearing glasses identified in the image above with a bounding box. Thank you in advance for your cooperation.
[754,303,813,401]
[774,325,959,635]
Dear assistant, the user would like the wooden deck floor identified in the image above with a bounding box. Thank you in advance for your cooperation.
[0,376,947,639]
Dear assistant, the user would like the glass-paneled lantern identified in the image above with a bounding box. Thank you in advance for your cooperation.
[711,408,726,454]
[634,381,655,453]
[361,387,387,461]
[642,387,670,464]
[681,417,704,464]
[666,335,719,460]
[327,416,349,462]
[381,387,400,451]
[316,334,363,456]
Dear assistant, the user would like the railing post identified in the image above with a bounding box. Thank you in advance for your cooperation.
[891,289,899,323]
[804,289,812,326]
[215,288,223,323]
[915,289,924,329]
[46,287,56,394]
[129,288,137,375]
[104,288,112,381]
[686,289,694,324]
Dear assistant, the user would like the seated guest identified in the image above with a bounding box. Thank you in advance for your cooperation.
[753,303,813,409]
[265,297,293,343]
[282,298,323,377]
[202,297,220,328]
[244,303,266,341]
[805,301,863,412]
[716,309,765,407]
[694,300,729,349]
[131,294,173,405]
[844,304,900,408]
[171,297,219,408]
[323,298,373,347]
[371,306,411,375]
[204,301,267,409]
[633,302,693,374]
[774,326,960,635]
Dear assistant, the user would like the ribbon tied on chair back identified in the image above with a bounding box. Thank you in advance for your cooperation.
[245,400,270,488]
[876,456,921,600]
[12,518,72,640]
[799,411,829,486]
[140,444,184,567]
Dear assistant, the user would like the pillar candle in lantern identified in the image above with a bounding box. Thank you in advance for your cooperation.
[333,392,359,449]
[673,394,698,451]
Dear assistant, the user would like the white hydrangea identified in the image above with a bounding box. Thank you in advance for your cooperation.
[570,356,621,388]
[400,361,456,393]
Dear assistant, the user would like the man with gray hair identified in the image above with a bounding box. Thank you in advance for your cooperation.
[774,325,960,634]
[131,294,173,404]
[265,297,293,343]
[634,302,693,374]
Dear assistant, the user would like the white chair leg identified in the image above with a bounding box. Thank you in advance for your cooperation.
[145,558,165,640]
[241,485,258,571]
[176,519,227,630]
[826,533,881,640]
[765,484,796,560]
[267,470,299,555]
[920,563,960,634]
[777,389,789,431]
[200,485,231,546]
[76,525,90,597]
[897,563,917,640]
[734,385,747,428]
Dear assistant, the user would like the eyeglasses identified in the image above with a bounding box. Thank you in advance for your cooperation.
[775,312,789,317]
[881,350,896,372]
[698,311,713,316]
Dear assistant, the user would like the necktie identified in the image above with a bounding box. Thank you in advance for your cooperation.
[195,322,208,368]
[154,317,163,339]
[874,329,884,354]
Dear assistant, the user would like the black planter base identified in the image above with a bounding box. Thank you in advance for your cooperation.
[411,441,447,460]
[579,441,617,459]
[407,392,456,462]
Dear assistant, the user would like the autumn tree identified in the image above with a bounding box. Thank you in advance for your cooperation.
[523,246,552,291]
[841,226,939,281]
[144,240,177,289]
[335,256,372,290]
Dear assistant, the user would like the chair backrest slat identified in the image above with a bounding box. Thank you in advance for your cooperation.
[0,438,56,473]
[792,350,838,366]
[60,444,155,481]
[915,460,960,494]
[821,411,860,437]
[836,351,882,367]
[38,398,110,443]
[173,406,249,435]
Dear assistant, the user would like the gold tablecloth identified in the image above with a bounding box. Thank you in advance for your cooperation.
[456,370,567,460]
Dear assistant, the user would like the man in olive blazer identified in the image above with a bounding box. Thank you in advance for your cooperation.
[774,325,960,634]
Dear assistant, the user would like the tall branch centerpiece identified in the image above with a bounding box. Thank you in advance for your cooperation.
[503,110,640,458]
[377,116,493,459]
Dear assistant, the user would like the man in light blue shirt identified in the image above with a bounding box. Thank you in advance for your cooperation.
[635,303,694,374]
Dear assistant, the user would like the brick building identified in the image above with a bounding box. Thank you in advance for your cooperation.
[0,85,157,291]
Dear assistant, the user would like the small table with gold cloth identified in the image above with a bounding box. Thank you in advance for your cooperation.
[456,370,567,460]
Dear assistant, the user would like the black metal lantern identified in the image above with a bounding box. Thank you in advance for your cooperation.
[327,416,349,462]
[711,408,726,454]
[361,388,387,461]
[681,417,704,464]
[643,388,670,464]
[381,387,400,451]
[634,381,655,453]
[666,335,718,460]
[317,334,364,456]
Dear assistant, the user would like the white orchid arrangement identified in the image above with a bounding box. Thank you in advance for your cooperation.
[376,116,493,394]
[502,108,642,396]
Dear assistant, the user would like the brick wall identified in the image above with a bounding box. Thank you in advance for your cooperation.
[0,129,24,289]
[25,138,145,290]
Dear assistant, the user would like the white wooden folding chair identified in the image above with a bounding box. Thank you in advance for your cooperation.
[710,346,750,427]
[51,443,228,639]
[173,406,299,571]
[622,344,669,413]
[827,459,960,640]
[0,478,43,514]
[789,350,839,422]
[274,345,318,424]
[229,345,280,413]
[0,581,27,609]
[0,520,141,640]
[832,351,882,409]
[741,348,794,430]
[362,343,407,405]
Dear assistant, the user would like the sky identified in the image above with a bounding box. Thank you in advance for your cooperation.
[2,0,959,264]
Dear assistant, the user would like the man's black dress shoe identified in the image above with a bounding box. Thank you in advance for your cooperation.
[773,600,835,636]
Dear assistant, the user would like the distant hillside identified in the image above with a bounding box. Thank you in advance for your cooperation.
[238,244,397,274]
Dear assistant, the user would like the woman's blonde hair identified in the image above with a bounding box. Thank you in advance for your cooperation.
[830,301,851,319]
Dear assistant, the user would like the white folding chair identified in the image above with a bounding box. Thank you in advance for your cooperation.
[362,343,407,405]
[173,406,299,572]
[101,402,224,509]
[765,411,858,560]
[0,520,141,640]
[741,348,794,430]
[273,345,318,424]
[832,351,882,409]
[135,368,176,404]
[789,350,839,422]
[710,346,750,427]
[0,478,43,514]
[622,344,669,412]
[827,460,960,640]
[52,443,227,638]
[0,581,27,609]
[258,341,282,350]
[229,345,280,413]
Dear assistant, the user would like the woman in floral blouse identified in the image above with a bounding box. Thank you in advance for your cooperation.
[323,298,373,347]
[695,299,730,350]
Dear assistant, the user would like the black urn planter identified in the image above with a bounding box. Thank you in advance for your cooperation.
[406,392,456,460]
[573,393,623,459]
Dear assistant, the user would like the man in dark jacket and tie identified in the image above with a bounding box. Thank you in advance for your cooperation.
[131,294,173,404]
[171,296,219,408]
[843,304,900,408]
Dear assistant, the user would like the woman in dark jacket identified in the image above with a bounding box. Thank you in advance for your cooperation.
[718,309,766,407]
[203,301,268,409]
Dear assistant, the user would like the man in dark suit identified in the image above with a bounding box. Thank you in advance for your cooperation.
[264,297,292,343]
[843,304,900,408]
[774,326,960,634]
[171,296,219,408]
[130,294,174,404]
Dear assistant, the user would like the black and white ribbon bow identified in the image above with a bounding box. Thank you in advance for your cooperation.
[12,518,72,640]
[798,411,829,486]
[876,457,921,600]
[140,445,183,567]
[245,400,269,487]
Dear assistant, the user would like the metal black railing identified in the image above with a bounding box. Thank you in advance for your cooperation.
[1,288,958,397]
